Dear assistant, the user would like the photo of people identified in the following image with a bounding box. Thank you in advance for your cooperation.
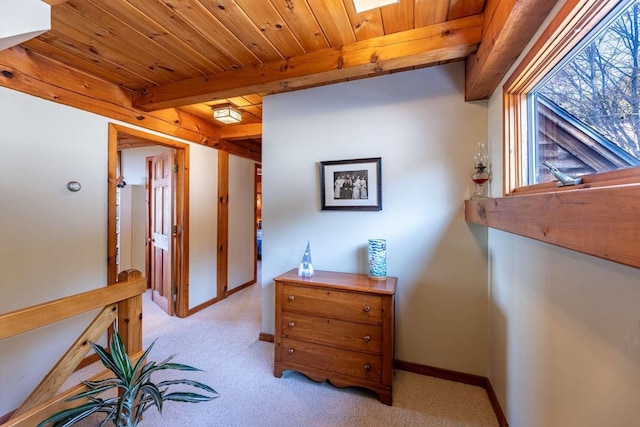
[320,157,381,211]
[333,170,368,200]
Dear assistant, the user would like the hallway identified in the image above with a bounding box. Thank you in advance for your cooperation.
[64,263,498,426]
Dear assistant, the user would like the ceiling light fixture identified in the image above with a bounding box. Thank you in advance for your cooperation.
[0,0,51,50]
[212,105,242,124]
[352,0,399,14]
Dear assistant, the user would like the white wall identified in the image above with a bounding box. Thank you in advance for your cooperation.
[0,86,108,415]
[262,63,490,375]
[121,146,169,185]
[487,229,640,426]
[118,184,133,271]
[130,185,147,273]
[0,87,219,415]
[188,145,218,308]
[228,155,256,291]
[486,1,640,424]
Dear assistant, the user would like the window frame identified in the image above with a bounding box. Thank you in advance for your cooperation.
[503,0,636,195]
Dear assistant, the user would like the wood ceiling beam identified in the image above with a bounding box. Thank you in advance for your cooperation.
[217,139,261,162]
[220,123,262,141]
[0,46,221,148]
[133,14,483,111]
[464,0,559,101]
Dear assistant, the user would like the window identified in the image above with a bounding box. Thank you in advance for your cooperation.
[503,0,640,194]
[465,0,640,270]
[529,0,640,185]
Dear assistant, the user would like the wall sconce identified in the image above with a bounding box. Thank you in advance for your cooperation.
[352,0,399,13]
[212,105,242,124]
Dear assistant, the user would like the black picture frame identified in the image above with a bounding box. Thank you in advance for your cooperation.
[320,157,382,211]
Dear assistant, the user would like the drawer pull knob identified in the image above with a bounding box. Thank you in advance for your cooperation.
[363,305,371,313]
[288,322,295,328]
[364,363,371,372]
[287,348,295,355]
[288,295,295,302]
[363,335,371,342]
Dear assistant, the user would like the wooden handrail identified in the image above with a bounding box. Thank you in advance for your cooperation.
[4,352,145,427]
[0,270,146,427]
[0,275,146,340]
[10,305,119,419]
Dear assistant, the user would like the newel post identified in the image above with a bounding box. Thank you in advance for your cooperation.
[117,269,144,355]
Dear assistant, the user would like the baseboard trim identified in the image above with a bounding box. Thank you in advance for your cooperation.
[226,280,256,297]
[394,360,508,427]
[259,333,274,343]
[483,375,509,427]
[0,410,14,424]
[187,283,258,317]
[394,360,485,387]
[186,296,220,317]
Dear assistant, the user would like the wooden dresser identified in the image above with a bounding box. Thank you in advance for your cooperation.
[273,269,397,405]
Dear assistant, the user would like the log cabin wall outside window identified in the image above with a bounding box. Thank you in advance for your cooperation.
[503,0,640,195]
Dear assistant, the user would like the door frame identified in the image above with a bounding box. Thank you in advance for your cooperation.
[107,123,191,317]
[255,164,261,276]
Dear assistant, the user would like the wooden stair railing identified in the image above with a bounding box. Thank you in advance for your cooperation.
[0,270,146,427]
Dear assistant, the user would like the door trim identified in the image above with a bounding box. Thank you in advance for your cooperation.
[216,151,229,300]
[254,163,261,281]
[107,123,191,317]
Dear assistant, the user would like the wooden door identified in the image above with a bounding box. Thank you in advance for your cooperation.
[149,151,174,315]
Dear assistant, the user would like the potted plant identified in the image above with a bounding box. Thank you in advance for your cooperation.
[38,330,218,427]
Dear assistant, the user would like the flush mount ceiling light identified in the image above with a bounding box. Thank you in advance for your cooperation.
[352,0,399,14]
[0,0,51,50]
[212,105,242,124]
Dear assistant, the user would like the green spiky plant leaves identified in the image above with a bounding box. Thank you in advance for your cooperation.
[38,330,218,427]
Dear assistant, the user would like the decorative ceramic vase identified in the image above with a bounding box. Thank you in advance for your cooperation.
[368,239,387,280]
[297,241,314,277]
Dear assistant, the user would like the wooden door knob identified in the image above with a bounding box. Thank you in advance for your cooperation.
[288,295,295,302]
[364,363,371,372]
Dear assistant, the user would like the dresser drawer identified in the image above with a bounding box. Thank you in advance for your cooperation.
[280,338,382,383]
[279,283,383,325]
[281,312,382,354]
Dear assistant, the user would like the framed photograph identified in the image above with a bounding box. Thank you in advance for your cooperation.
[320,157,382,211]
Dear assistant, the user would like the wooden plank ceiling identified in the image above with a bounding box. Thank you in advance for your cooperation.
[25,0,487,145]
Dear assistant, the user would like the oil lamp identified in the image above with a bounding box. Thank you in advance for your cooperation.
[471,139,490,200]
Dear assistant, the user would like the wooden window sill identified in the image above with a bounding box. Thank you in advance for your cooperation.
[464,183,640,269]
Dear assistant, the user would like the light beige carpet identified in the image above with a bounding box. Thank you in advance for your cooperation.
[66,271,499,427]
